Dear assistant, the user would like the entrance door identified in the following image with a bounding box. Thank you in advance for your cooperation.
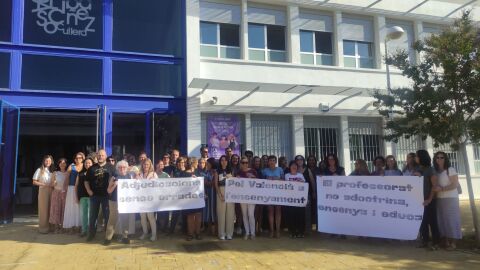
[0,100,20,223]
[147,110,182,165]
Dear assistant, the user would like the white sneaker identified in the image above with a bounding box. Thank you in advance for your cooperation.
[226,236,233,240]
[139,234,147,240]
[219,236,225,240]
[150,235,157,242]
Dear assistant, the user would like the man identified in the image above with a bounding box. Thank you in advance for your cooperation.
[162,153,174,175]
[138,151,147,165]
[85,149,115,242]
[171,149,180,166]
[244,150,254,164]
[200,146,209,159]
[225,147,233,161]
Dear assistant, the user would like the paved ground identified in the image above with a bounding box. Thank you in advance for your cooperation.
[1,201,479,270]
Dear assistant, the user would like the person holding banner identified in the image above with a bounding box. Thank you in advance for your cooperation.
[168,157,192,236]
[237,157,258,240]
[350,159,370,176]
[285,161,306,238]
[416,150,440,250]
[155,159,171,233]
[137,158,158,241]
[204,158,218,236]
[433,152,462,250]
[371,156,386,176]
[104,160,131,246]
[262,155,284,238]
[323,153,346,176]
[402,153,419,176]
[216,155,235,240]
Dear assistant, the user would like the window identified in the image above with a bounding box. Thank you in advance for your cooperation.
[21,54,102,93]
[300,30,333,66]
[0,0,12,42]
[348,120,383,171]
[304,117,340,160]
[248,23,286,62]
[474,144,480,174]
[23,0,103,49]
[251,115,291,158]
[0,52,9,88]
[113,0,182,56]
[200,21,240,59]
[343,40,374,68]
[112,61,182,97]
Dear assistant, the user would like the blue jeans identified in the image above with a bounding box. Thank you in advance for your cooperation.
[88,195,109,238]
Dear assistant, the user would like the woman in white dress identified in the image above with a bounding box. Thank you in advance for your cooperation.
[32,155,54,234]
[63,152,84,232]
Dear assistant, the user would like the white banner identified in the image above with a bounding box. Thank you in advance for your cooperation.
[317,176,424,240]
[225,178,309,207]
[117,177,205,213]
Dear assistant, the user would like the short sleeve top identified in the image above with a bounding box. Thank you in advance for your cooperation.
[33,168,52,188]
[436,167,459,199]
[262,167,284,180]
[285,173,306,182]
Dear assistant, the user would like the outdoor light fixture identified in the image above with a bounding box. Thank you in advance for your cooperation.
[211,96,218,105]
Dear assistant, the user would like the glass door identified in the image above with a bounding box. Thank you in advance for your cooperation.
[147,110,182,165]
[0,100,20,223]
[96,105,107,151]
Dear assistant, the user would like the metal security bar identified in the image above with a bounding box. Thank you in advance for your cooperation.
[251,115,292,159]
[348,119,384,171]
[433,144,465,175]
[473,144,480,174]
[394,136,423,170]
[304,117,340,161]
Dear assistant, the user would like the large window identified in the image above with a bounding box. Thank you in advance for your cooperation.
[251,115,291,158]
[200,21,240,59]
[0,0,12,42]
[300,30,333,66]
[304,117,339,160]
[348,120,383,171]
[343,40,374,68]
[0,52,9,88]
[112,61,182,97]
[23,0,103,49]
[21,54,102,93]
[248,23,286,62]
[113,0,182,56]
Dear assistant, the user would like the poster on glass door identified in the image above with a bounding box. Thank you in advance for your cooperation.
[207,115,242,159]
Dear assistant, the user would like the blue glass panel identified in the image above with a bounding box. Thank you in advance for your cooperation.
[267,25,285,51]
[112,61,182,97]
[200,22,217,45]
[0,52,9,88]
[343,40,356,56]
[300,30,314,53]
[248,24,265,49]
[0,0,12,42]
[21,54,102,93]
[113,0,183,56]
[24,0,103,49]
[358,42,373,57]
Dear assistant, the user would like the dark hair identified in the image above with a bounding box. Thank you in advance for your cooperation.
[324,153,340,168]
[56,158,68,172]
[219,155,230,169]
[288,160,298,169]
[307,155,318,166]
[200,146,208,152]
[126,154,136,166]
[244,150,254,156]
[278,156,288,167]
[206,157,217,170]
[268,155,277,162]
[416,150,431,167]
[373,155,385,164]
[433,151,451,172]
[385,155,398,170]
[261,155,268,159]
[107,155,116,162]
[294,155,305,161]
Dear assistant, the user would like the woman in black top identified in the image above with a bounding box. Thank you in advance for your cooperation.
[215,155,235,240]
[323,153,346,176]
[77,158,93,237]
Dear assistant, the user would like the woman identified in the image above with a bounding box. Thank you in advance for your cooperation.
[278,156,288,174]
[262,155,284,238]
[237,157,258,240]
[137,158,158,241]
[402,153,419,176]
[49,158,69,233]
[216,155,235,240]
[203,158,218,236]
[126,154,139,178]
[230,154,243,235]
[433,152,462,250]
[416,149,440,250]
[195,157,208,233]
[155,160,171,178]
[77,157,93,237]
[305,155,320,232]
[63,152,84,233]
[184,157,204,241]
[186,157,198,175]
[285,161,307,238]
[323,153,346,176]
[230,154,241,176]
[155,159,171,233]
[350,159,370,176]
[385,155,403,176]
[32,155,54,234]
[371,156,386,176]
[167,157,192,236]
[104,160,131,245]
[252,156,263,178]
[252,156,265,233]
[260,155,269,169]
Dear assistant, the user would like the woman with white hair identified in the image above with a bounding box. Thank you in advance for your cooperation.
[104,160,131,246]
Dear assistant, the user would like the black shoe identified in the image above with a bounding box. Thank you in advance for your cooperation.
[121,238,130,244]
[86,235,94,242]
[103,239,111,246]
[79,232,86,238]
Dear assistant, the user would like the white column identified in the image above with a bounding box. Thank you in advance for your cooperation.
[374,15,386,70]
[186,0,202,156]
[425,137,434,159]
[333,11,343,67]
[292,115,305,156]
[287,5,300,64]
[340,116,351,175]
[245,113,253,151]
[241,0,249,60]
[466,144,476,176]
[413,20,423,65]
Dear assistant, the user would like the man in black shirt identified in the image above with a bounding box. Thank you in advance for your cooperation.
[85,149,115,242]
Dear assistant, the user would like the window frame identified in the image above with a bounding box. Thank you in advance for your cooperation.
[343,40,374,69]
[200,21,240,59]
[300,30,334,66]
[248,23,286,62]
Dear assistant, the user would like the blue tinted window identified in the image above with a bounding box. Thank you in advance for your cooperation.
[200,22,217,45]
[0,52,9,88]
[300,31,314,53]
[113,0,183,56]
[248,24,265,49]
[113,61,182,97]
[0,0,12,42]
[343,40,356,56]
[23,0,103,49]
[358,42,372,57]
[21,54,102,93]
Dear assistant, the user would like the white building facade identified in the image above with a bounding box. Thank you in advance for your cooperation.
[185,0,480,198]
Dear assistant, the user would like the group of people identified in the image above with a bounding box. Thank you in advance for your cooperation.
[32,146,462,250]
